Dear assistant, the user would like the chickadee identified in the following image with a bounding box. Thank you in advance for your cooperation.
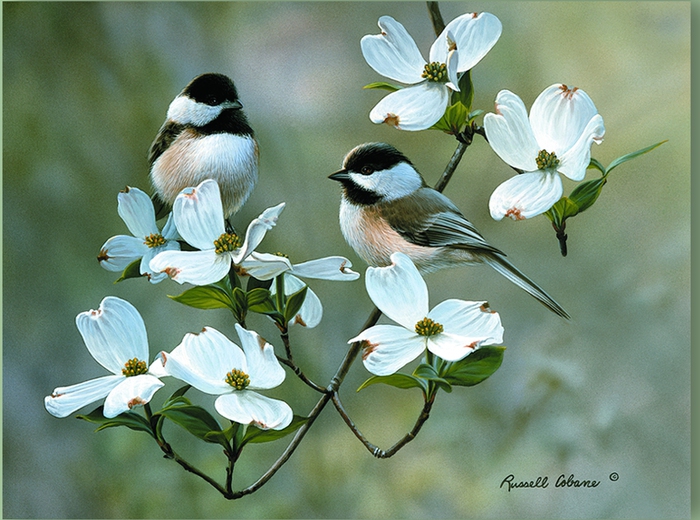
[329,142,570,319]
[149,73,258,218]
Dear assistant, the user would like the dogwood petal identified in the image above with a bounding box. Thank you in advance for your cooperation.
[558,114,605,181]
[117,186,159,238]
[239,252,292,280]
[427,332,484,362]
[369,83,449,131]
[361,16,426,84]
[429,299,504,344]
[44,375,123,418]
[234,324,286,389]
[365,252,428,329]
[484,90,540,171]
[160,327,245,395]
[352,325,425,376]
[150,249,230,285]
[103,374,164,418]
[231,203,285,264]
[291,256,360,281]
[431,12,502,72]
[530,84,600,155]
[173,180,225,250]
[76,297,149,374]
[215,391,293,430]
[140,240,181,283]
[99,235,148,272]
[489,170,563,221]
[270,274,322,328]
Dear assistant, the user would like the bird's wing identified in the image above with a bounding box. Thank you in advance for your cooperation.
[381,188,507,256]
[148,121,185,166]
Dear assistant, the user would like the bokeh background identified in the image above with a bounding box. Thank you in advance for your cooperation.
[3,2,690,518]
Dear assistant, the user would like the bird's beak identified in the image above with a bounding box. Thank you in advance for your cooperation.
[329,169,349,182]
[222,100,243,110]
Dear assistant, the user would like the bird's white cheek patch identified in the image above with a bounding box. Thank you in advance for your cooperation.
[167,96,222,126]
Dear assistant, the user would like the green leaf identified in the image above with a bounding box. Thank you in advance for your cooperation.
[568,176,607,214]
[451,69,474,111]
[231,287,248,313]
[238,415,309,447]
[114,259,144,283]
[440,346,505,387]
[283,285,308,324]
[77,406,155,437]
[605,140,667,175]
[246,288,276,312]
[169,285,235,310]
[357,373,429,395]
[588,157,606,175]
[155,404,224,444]
[544,196,580,227]
[412,363,452,393]
[363,82,402,92]
[431,102,469,134]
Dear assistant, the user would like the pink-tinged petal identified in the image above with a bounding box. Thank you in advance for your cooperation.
[369,83,449,131]
[427,332,485,362]
[361,16,426,84]
[149,249,230,286]
[270,274,322,328]
[558,114,605,181]
[429,299,504,344]
[234,324,286,389]
[239,252,292,281]
[160,327,245,395]
[291,256,359,281]
[484,90,540,171]
[215,391,293,430]
[44,374,123,418]
[98,235,147,272]
[103,374,164,418]
[173,179,225,250]
[431,12,501,72]
[231,203,285,264]
[76,297,149,374]
[530,84,600,155]
[489,170,563,221]
[365,252,428,329]
[352,325,425,376]
[117,186,159,238]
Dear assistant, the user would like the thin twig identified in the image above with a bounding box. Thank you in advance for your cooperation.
[426,2,445,36]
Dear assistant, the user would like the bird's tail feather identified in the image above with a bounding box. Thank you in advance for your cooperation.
[483,254,570,320]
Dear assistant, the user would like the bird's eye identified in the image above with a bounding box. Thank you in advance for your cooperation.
[360,166,374,175]
[208,96,219,105]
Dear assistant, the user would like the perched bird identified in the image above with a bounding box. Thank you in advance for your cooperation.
[329,142,570,319]
[149,73,258,218]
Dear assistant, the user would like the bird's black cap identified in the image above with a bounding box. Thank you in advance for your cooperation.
[342,142,414,173]
[183,73,240,106]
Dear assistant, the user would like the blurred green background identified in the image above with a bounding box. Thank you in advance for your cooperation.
[3,2,690,518]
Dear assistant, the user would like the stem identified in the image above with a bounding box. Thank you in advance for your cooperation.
[426,1,445,36]
[331,392,436,458]
[433,140,468,193]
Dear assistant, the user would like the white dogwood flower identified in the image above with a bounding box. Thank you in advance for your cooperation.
[350,253,504,376]
[484,84,605,220]
[155,325,293,430]
[362,12,501,130]
[44,297,164,419]
[98,186,180,283]
[149,179,284,286]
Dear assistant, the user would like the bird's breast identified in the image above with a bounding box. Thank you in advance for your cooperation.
[150,129,258,215]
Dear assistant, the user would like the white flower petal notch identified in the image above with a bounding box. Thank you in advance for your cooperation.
[149,179,285,286]
[44,297,164,419]
[156,325,293,430]
[484,84,606,220]
[362,12,502,131]
[350,252,504,376]
[98,186,180,283]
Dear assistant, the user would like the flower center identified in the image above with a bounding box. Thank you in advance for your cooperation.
[225,368,250,390]
[214,232,242,254]
[122,358,148,377]
[144,233,166,248]
[421,62,448,83]
[274,252,289,259]
[414,317,444,337]
[535,149,560,170]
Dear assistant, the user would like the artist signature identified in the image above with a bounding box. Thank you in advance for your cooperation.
[500,473,617,492]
